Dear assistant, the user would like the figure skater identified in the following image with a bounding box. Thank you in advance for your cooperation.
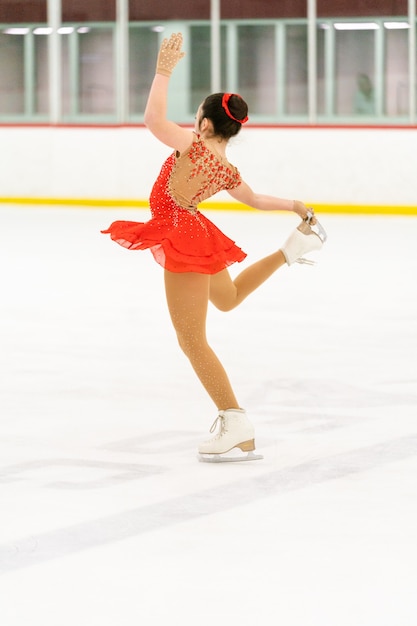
[102,33,326,462]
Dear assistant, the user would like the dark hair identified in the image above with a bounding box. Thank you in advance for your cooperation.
[200,93,249,140]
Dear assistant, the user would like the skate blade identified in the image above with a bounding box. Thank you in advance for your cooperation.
[198,450,264,463]
[311,220,327,243]
[304,210,328,243]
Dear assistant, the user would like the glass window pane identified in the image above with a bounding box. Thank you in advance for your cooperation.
[0,32,25,114]
[61,34,72,117]
[285,25,308,115]
[129,27,159,116]
[34,33,49,114]
[385,27,409,116]
[238,25,275,115]
[190,26,211,113]
[335,30,375,115]
[189,25,227,113]
[78,29,115,115]
[316,26,326,115]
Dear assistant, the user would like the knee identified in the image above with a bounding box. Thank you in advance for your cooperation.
[176,332,190,356]
[210,298,236,313]
[209,281,238,312]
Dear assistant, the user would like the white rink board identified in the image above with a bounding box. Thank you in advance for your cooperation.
[1,125,416,206]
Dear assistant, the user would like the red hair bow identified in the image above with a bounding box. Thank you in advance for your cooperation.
[221,93,249,124]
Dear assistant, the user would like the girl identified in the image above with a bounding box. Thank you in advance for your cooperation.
[102,33,326,462]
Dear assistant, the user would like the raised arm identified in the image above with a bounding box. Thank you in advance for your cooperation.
[228,180,314,222]
[144,33,193,153]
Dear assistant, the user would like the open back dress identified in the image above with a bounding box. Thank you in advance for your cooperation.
[101,134,247,274]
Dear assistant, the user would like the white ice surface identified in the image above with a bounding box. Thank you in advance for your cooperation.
[1,206,417,626]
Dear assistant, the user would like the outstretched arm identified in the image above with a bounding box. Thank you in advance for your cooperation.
[144,33,193,153]
[228,180,314,222]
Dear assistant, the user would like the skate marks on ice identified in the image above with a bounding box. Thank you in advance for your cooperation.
[100,430,199,455]
[0,458,165,490]
[246,378,417,412]
[1,431,417,574]
[248,377,417,436]
[0,431,198,492]
[250,377,417,452]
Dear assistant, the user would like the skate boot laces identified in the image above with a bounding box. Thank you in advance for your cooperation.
[209,413,227,438]
[198,410,263,463]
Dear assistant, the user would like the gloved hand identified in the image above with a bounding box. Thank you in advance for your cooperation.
[156,32,185,77]
[294,200,317,225]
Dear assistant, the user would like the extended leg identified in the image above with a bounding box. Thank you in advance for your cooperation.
[164,269,239,410]
[209,216,327,312]
[209,250,286,311]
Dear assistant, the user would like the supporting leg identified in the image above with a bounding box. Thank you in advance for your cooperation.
[164,270,239,410]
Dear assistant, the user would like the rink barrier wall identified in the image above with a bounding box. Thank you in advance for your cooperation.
[1,196,417,216]
[1,124,416,214]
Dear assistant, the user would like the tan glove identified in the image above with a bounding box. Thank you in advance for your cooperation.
[156,32,185,77]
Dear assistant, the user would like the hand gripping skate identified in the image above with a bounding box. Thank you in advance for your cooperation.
[198,409,263,463]
[305,209,327,240]
[282,210,327,266]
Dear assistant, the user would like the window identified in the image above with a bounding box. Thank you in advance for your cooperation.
[384,24,409,116]
[78,28,115,115]
[0,0,48,119]
[285,25,308,115]
[0,31,25,115]
[0,1,416,125]
[335,28,376,116]
[238,25,276,116]
[129,26,159,117]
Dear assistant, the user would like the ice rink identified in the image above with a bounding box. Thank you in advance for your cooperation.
[1,205,417,625]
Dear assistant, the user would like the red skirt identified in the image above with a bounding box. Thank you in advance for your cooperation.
[101,157,247,275]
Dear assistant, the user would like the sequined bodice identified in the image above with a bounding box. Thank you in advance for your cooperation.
[167,134,241,209]
[104,133,248,274]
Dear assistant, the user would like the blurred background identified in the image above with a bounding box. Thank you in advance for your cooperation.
[0,0,415,124]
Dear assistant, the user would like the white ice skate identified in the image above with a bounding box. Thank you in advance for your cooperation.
[198,408,263,463]
[282,210,327,266]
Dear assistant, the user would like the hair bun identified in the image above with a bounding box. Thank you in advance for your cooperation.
[221,93,249,124]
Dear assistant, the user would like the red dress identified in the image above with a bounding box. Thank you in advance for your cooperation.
[101,135,247,274]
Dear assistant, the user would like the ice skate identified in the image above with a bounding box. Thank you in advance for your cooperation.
[281,210,327,266]
[198,408,263,463]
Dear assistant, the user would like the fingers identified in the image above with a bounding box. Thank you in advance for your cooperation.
[303,209,317,225]
[156,32,185,76]
[162,32,183,52]
[294,200,315,223]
